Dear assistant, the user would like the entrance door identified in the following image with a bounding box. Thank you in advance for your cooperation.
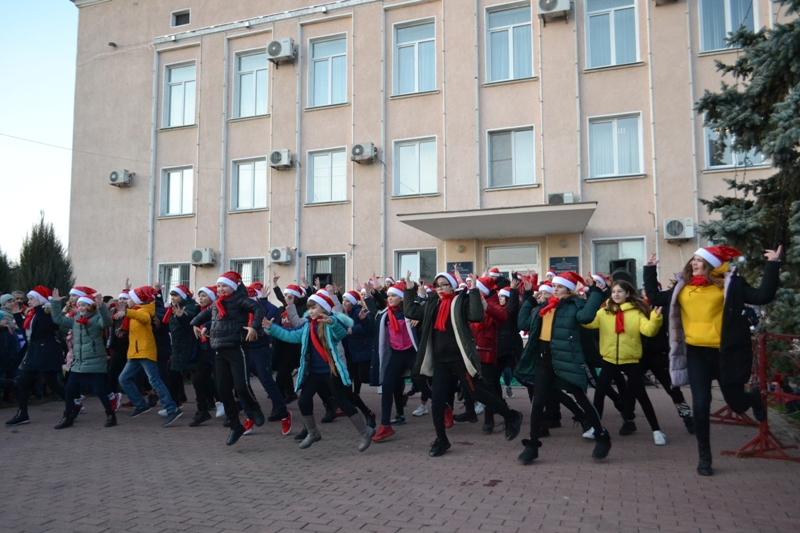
[485,244,541,278]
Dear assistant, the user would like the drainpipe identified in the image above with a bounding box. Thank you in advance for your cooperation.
[573,7,582,202]
[441,0,448,211]
[645,0,661,267]
[538,17,546,196]
[351,14,356,283]
[474,0,481,209]
[147,47,159,286]
[219,37,229,276]
[381,6,387,277]
[686,1,701,249]
[294,20,303,282]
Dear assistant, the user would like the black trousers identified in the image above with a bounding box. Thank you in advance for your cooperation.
[167,370,186,406]
[596,361,660,431]
[65,372,112,414]
[106,347,128,394]
[381,348,416,426]
[215,346,260,424]
[298,372,357,418]
[640,349,687,405]
[590,361,625,417]
[18,370,64,413]
[348,360,371,395]
[431,358,514,441]
[193,350,216,412]
[274,341,301,398]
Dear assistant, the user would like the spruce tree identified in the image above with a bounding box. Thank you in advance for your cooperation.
[0,248,12,294]
[15,213,75,294]
[695,0,800,336]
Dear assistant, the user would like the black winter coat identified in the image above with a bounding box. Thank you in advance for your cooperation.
[20,306,63,372]
[496,288,523,360]
[191,283,265,350]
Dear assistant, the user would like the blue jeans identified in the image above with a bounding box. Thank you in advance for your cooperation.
[119,359,177,414]
[243,343,286,416]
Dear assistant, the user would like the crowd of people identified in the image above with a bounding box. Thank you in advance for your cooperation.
[0,244,782,475]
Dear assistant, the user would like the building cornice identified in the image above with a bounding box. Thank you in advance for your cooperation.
[71,0,113,7]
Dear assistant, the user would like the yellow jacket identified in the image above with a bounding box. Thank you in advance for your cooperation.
[677,284,724,348]
[125,303,157,362]
[583,303,663,365]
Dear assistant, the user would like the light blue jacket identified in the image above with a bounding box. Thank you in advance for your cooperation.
[267,312,354,391]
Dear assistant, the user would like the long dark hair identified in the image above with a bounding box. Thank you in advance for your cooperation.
[604,280,651,318]
[682,257,724,288]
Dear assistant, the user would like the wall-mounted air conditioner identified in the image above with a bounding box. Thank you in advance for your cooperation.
[270,246,292,264]
[267,38,295,64]
[548,191,574,205]
[664,218,695,240]
[109,169,132,187]
[538,0,571,22]
[269,149,292,170]
[351,142,377,163]
[191,248,215,266]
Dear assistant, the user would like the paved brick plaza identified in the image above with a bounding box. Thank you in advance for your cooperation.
[2,385,798,533]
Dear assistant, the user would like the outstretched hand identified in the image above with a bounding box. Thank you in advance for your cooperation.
[652,306,663,316]
[765,245,783,262]
[50,288,63,302]
[645,253,658,267]
[244,326,258,342]
[262,317,274,331]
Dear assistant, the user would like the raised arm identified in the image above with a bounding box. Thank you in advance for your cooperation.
[742,249,782,306]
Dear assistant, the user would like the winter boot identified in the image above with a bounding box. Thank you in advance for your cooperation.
[697,442,713,476]
[299,416,321,449]
[749,386,767,422]
[105,411,117,428]
[5,409,29,426]
[320,399,338,423]
[517,439,541,465]
[349,413,376,452]
[592,430,612,460]
[54,410,76,430]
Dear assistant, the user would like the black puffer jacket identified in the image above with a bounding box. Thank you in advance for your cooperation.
[191,284,265,349]
[497,288,523,360]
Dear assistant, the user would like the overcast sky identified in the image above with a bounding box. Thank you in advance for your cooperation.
[0,1,77,261]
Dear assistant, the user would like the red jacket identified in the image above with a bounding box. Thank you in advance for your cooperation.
[469,292,508,365]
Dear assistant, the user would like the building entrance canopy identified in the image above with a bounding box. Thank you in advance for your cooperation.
[397,202,598,240]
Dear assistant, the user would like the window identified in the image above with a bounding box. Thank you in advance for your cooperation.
[394,138,437,196]
[487,6,533,82]
[171,9,190,27]
[309,37,347,107]
[588,114,641,178]
[395,21,436,95]
[307,150,347,203]
[230,258,265,285]
[586,0,637,68]
[236,52,268,118]
[485,245,541,277]
[704,127,766,169]
[700,0,754,52]
[233,159,267,210]
[307,255,346,288]
[165,64,196,127]
[489,128,535,187]
[162,168,193,215]
[593,238,645,288]
[396,250,437,283]
[158,263,190,298]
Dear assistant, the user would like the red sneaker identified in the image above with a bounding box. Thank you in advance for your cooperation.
[336,408,345,417]
[243,418,255,435]
[281,410,292,436]
[109,394,120,412]
[371,425,395,442]
[121,401,135,409]
[444,407,454,429]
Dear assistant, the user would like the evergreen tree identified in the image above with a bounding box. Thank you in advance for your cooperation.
[16,213,75,294]
[0,248,12,294]
[695,0,800,335]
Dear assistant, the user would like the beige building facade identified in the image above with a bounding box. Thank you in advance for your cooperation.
[68,0,781,296]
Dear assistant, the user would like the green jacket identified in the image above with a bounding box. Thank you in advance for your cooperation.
[51,299,112,374]
[515,287,604,389]
[403,286,484,378]
[168,298,198,372]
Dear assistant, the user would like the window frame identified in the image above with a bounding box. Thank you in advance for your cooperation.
[160,165,194,216]
[486,125,536,188]
[157,263,191,299]
[233,49,269,119]
[392,136,439,197]
[305,254,348,289]
[163,61,197,128]
[703,126,767,170]
[229,257,266,285]
[308,34,348,108]
[485,2,535,83]
[393,18,437,96]
[170,8,191,28]
[394,248,438,284]
[587,112,644,179]
[698,0,758,53]
[483,243,541,276]
[231,157,269,212]
[591,236,646,287]
[306,146,349,204]
[584,0,640,69]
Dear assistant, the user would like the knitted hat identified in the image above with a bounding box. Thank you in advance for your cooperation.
[488,267,501,278]
[475,276,496,296]
[248,282,264,299]
[285,284,305,298]
[0,294,13,306]
[591,274,607,289]
[434,272,457,289]
[198,286,217,302]
[498,288,511,299]
[387,282,406,299]
[27,286,51,306]
[343,290,361,306]
[551,272,585,292]
[694,245,742,269]
[538,282,553,294]
[217,271,242,290]
[129,286,157,305]
[118,289,130,300]
[170,285,193,300]
[308,292,334,313]
[69,286,96,298]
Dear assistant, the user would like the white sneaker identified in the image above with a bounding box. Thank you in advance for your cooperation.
[505,386,514,399]
[412,404,429,417]
[653,430,667,446]
[215,401,225,418]
[582,427,595,439]
[377,386,382,395]
[475,403,484,415]
[115,393,122,411]
[158,409,168,417]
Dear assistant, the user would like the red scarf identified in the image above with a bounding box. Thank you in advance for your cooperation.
[121,306,140,331]
[76,316,90,326]
[162,306,173,325]
[688,276,711,287]
[387,306,402,333]
[23,310,35,331]
[215,294,232,319]
[434,293,456,332]
[309,319,329,363]
[538,296,560,317]
[615,310,626,334]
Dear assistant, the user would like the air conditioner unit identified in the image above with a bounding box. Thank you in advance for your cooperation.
[269,149,292,170]
[663,218,695,240]
[109,169,132,187]
[538,0,571,21]
[548,191,574,205]
[190,247,215,266]
[267,37,295,64]
[654,0,678,6]
[269,246,292,264]
[351,142,377,163]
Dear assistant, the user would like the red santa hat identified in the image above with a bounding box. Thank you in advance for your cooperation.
[424,284,434,294]
[488,267,501,278]
[384,276,395,285]
[538,282,553,295]
[198,286,218,302]
[308,292,334,313]
[475,276,496,296]
[248,282,264,299]
[694,245,742,269]
[387,281,406,299]
[458,281,468,289]
[118,289,130,300]
[434,272,458,290]
[27,286,52,306]
[285,284,305,298]
[129,286,157,305]
[77,295,96,306]
[551,272,586,292]
[246,286,259,300]
[498,288,511,299]
[591,274,607,289]
[69,286,96,298]
[170,285,193,300]
[217,271,242,290]
[545,269,556,279]
[343,290,361,306]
